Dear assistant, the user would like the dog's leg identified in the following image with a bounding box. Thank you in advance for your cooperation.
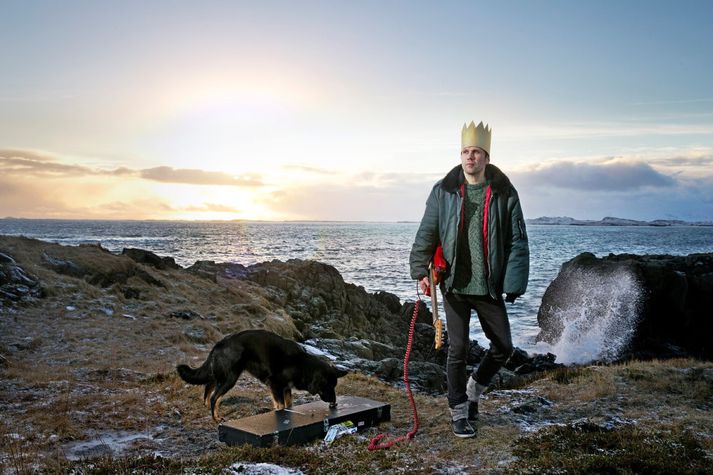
[212,395,224,423]
[203,383,215,407]
[270,387,285,410]
[284,389,293,408]
[210,371,240,423]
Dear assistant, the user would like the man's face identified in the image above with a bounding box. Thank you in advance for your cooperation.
[461,146,489,176]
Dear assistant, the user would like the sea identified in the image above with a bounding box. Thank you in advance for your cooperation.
[2,219,712,362]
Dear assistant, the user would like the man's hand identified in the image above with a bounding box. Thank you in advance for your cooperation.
[419,276,431,296]
[505,293,521,303]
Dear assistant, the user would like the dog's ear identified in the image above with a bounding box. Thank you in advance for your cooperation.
[336,368,348,378]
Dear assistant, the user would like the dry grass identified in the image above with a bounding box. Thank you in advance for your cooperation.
[539,365,618,402]
[2,236,712,474]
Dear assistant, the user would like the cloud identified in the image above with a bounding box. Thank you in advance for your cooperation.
[139,166,263,186]
[0,149,263,187]
[0,177,173,219]
[512,159,676,191]
[650,155,713,168]
[261,172,438,221]
[286,164,333,175]
[0,151,96,177]
[183,203,242,213]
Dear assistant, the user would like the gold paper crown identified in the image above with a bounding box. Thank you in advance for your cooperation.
[461,121,492,155]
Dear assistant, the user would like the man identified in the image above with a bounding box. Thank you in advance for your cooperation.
[409,121,529,438]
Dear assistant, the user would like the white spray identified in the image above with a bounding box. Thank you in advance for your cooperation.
[535,267,643,365]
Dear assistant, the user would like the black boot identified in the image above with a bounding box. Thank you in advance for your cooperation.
[468,400,478,423]
[452,418,476,438]
[450,402,476,438]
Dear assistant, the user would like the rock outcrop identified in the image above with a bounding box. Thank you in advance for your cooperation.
[0,251,45,305]
[122,248,181,270]
[538,252,713,361]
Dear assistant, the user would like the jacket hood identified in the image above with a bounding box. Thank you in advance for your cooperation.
[441,163,512,194]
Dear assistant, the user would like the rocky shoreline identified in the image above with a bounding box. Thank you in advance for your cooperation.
[1,238,561,396]
[1,235,711,473]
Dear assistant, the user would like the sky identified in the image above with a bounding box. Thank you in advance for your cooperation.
[2,0,713,222]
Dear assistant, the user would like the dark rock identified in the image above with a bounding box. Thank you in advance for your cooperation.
[374,358,446,393]
[185,260,219,283]
[467,340,487,365]
[529,352,560,371]
[401,300,434,327]
[538,252,713,361]
[169,310,202,320]
[373,291,402,314]
[41,252,85,278]
[407,361,447,393]
[491,368,526,389]
[184,326,210,343]
[505,348,530,371]
[240,259,412,347]
[0,288,20,301]
[375,358,401,380]
[0,252,16,265]
[0,252,44,305]
[123,287,141,299]
[122,248,181,270]
[40,249,164,288]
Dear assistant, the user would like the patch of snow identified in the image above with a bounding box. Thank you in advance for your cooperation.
[65,305,76,311]
[64,430,156,461]
[224,462,304,475]
[300,342,337,361]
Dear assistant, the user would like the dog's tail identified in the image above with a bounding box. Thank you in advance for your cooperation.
[176,360,212,385]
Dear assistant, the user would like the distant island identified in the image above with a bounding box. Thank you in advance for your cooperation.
[527,216,713,227]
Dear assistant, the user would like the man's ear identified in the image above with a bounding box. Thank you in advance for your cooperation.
[336,368,348,378]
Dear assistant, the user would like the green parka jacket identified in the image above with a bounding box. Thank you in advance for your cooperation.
[409,163,529,299]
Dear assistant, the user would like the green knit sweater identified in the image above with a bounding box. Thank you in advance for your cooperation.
[452,182,488,295]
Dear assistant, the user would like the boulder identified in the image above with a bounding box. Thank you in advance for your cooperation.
[40,249,165,288]
[0,251,44,305]
[538,252,713,361]
[122,248,181,270]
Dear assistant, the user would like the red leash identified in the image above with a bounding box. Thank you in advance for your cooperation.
[368,298,421,450]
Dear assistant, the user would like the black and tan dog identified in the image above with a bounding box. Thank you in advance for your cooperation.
[176,329,348,422]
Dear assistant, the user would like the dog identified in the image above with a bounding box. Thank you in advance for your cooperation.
[176,329,348,422]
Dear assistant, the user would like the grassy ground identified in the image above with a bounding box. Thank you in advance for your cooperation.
[1,236,712,473]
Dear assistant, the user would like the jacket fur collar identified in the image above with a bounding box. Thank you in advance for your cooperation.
[441,163,512,194]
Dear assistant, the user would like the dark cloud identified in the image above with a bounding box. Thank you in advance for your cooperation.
[512,160,676,191]
[0,149,263,187]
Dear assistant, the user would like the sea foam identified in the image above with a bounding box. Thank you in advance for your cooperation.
[534,267,643,365]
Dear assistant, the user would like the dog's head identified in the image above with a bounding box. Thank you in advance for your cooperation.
[308,365,348,404]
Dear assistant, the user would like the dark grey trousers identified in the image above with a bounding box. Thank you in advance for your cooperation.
[443,291,513,408]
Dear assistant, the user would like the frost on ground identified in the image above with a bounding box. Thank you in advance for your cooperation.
[224,462,304,475]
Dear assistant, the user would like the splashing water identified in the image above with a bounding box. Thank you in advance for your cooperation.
[535,267,643,364]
